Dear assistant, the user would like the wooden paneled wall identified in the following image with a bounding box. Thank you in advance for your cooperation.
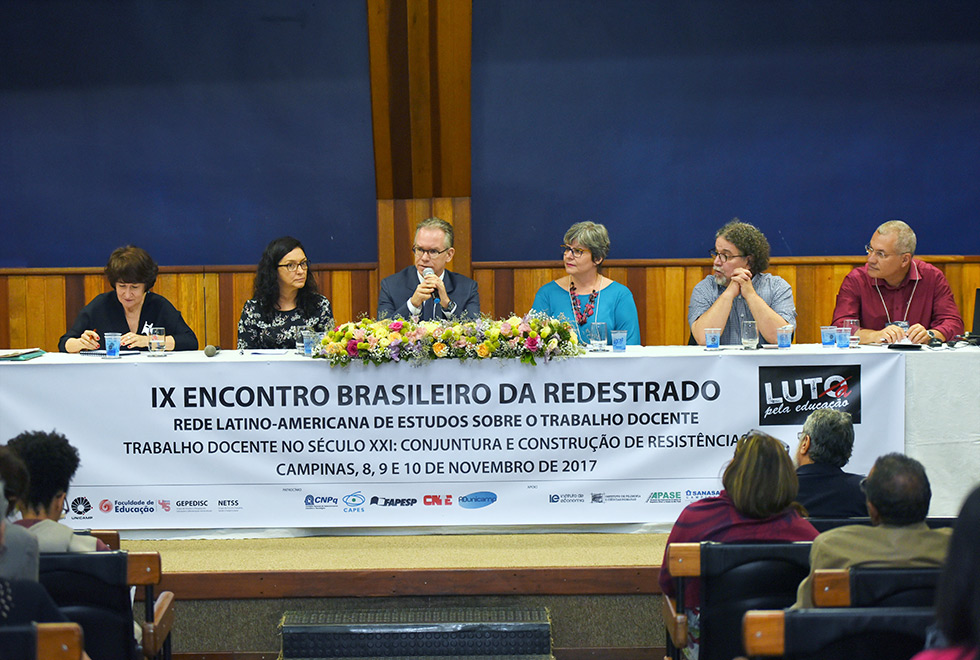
[0,265,377,353]
[3,257,976,351]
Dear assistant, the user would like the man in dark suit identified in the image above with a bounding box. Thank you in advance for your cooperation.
[377,217,480,321]
[794,409,867,518]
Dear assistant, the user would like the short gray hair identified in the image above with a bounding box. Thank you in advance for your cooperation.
[564,221,610,265]
[876,220,916,255]
[415,217,454,249]
[802,409,854,468]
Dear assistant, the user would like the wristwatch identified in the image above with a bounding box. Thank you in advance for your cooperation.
[926,330,937,341]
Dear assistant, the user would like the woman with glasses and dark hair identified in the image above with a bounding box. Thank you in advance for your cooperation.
[59,245,198,352]
[237,236,333,349]
[658,431,817,657]
[531,221,640,345]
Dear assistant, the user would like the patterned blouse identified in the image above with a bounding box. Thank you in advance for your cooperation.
[237,295,334,350]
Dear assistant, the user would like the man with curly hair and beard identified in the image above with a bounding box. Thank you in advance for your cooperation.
[7,431,109,552]
[689,219,797,346]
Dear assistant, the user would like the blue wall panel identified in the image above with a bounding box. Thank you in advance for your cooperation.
[472,0,980,261]
[0,1,375,268]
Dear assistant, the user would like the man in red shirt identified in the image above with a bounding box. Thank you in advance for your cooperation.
[832,220,964,344]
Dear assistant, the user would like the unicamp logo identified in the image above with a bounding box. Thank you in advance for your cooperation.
[758,365,861,425]
[70,496,92,515]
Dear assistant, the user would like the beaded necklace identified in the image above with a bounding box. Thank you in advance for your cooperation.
[568,279,600,326]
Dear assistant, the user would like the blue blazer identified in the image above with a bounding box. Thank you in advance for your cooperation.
[377,266,480,321]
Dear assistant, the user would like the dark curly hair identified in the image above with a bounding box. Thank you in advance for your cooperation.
[0,445,30,515]
[252,236,321,318]
[104,245,159,289]
[864,453,931,526]
[6,430,80,511]
[934,485,980,651]
[717,219,771,275]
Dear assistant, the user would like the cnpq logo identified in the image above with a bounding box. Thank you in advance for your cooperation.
[758,365,861,425]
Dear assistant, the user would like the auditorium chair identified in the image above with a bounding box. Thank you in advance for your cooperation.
[812,566,942,607]
[743,606,935,659]
[807,516,956,533]
[0,622,85,660]
[38,550,175,660]
[661,541,812,660]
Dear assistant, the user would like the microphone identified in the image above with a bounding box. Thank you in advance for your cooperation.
[422,267,435,278]
[204,345,221,357]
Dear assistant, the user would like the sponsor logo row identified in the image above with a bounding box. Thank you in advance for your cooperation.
[67,487,714,519]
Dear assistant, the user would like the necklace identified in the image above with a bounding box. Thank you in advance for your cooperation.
[569,278,600,326]
[874,260,919,324]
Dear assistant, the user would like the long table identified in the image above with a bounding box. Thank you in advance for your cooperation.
[1,344,977,533]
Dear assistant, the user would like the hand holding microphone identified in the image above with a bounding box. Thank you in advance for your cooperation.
[410,267,439,308]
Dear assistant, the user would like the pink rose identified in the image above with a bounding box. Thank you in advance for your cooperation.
[346,339,359,356]
[525,336,540,352]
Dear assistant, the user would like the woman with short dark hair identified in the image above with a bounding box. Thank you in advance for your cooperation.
[531,221,640,345]
[237,236,333,349]
[59,246,198,352]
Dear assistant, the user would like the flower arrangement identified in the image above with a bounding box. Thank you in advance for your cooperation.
[315,312,584,367]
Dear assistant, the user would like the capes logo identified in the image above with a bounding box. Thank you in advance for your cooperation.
[458,491,497,509]
[758,365,861,426]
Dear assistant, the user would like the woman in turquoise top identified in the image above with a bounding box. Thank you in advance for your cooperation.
[531,221,641,345]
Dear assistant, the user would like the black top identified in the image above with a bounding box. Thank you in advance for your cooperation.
[58,291,198,352]
[0,577,68,625]
[377,266,480,321]
[796,462,868,518]
[237,295,334,350]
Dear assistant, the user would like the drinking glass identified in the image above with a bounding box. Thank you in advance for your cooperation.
[610,330,627,352]
[820,326,837,347]
[104,332,121,359]
[777,325,792,348]
[741,320,758,350]
[147,326,166,356]
[293,326,305,354]
[704,328,722,350]
[588,322,608,351]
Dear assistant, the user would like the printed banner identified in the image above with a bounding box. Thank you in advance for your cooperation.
[0,349,904,529]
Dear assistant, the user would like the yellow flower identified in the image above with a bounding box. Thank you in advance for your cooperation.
[433,342,449,357]
[540,325,551,338]
[507,315,522,327]
[476,343,491,358]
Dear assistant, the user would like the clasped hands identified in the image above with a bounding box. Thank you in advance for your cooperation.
[410,274,449,310]
[873,323,936,345]
[75,329,151,351]
[723,267,757,299]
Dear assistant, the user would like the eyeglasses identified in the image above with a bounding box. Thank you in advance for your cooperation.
[413,246,451,257]
[710,249,745,263]
[865,244,904,260]
[561,245,587,258]
[278,260,309,272]
[797,432,806,441]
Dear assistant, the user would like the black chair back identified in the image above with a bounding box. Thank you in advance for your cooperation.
[39,551,139,660]
[849,566,941,607]
[697,542,812,660]
[781,606,935,660]
[0,624,36,660]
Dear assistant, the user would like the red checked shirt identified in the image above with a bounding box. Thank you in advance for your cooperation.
[832,260,964,340]
[658,491,818,608]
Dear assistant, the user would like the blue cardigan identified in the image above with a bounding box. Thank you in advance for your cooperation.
[532,280,641,345]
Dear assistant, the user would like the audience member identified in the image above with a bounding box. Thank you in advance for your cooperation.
[912,484,980,660]
[238,236,334,349]
[59,245,198,352]
[794,453,951,608]
[377,217,480,321]
[659,431,817,657]
[532,221,640,345]
[689,219,797,346]
[0,460,39,581]
[794,409,866,518]
[6,431,109,552]
[832,220,964,344]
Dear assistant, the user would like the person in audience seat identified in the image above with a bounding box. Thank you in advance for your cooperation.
[794,409,866,518]
[6,431,109,552]
[793,452,952,608]
[912,484,980,660]
[659,430,818,658]
[0,448,39,580]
